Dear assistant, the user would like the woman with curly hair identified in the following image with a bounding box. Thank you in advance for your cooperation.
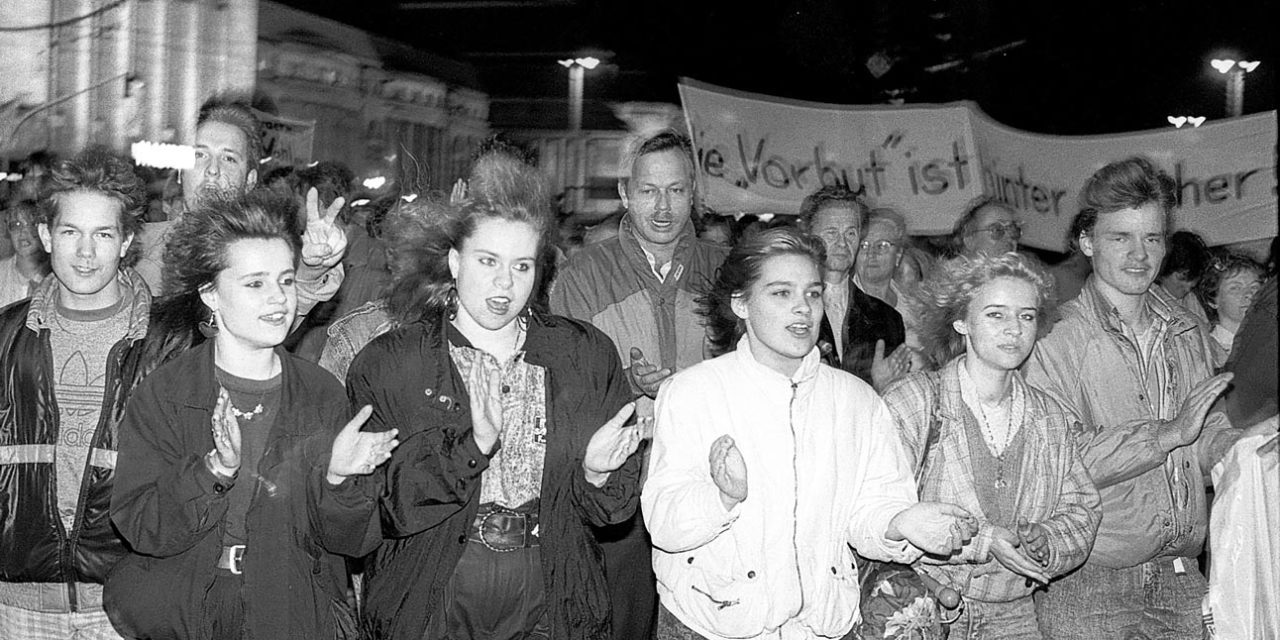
[1194,250,1264,367]
[106,191,398,639]
[880,252,1101,639]
[345,190,646,639]
[643,226,978,640]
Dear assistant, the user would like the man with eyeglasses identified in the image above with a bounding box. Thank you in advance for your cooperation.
[799,186,911,391]
[1025,157,1274,639]
[853,207,926,372]
[951,197,1021,258]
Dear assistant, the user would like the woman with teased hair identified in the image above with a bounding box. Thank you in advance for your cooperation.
[346,192,645,639]
[107,191,398,639]
[880,252,1100,638]
[643,226,977,640]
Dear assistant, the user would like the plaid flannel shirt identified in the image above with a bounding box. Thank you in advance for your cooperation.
[881,358,1101,603]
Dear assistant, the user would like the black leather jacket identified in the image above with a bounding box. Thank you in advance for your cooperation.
[0,271,151,605]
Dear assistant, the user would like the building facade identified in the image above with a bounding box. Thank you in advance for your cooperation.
[2,0,487,193]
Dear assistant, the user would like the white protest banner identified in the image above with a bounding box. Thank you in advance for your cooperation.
[972,109,1277,250]
[679,78,1278,251]
[679,78,982,232]
[253,109,315,167]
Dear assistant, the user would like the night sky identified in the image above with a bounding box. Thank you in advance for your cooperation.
[282,0,1274,135]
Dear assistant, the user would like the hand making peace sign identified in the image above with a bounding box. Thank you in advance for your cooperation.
[301,187,348,270]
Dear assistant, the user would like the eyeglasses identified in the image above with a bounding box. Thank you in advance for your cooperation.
[858,239,900,254]
[969,222,1022,241]
[6,220,31,232]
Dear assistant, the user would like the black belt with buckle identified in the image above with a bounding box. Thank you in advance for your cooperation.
[216,544,246,575]
[468,505,540,552]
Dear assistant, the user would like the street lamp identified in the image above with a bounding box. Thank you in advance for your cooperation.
[1210,58,1260,118]
[558,57,600,132]
[1167,116,1206,128]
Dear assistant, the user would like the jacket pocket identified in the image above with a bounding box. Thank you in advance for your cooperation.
[801,542,862,636]
[658,542,770,638]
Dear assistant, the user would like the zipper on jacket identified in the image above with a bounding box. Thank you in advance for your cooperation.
[54,332,133,612]
[1115,317,1184,547]
[788,381,804,613]
[39,330,79,611]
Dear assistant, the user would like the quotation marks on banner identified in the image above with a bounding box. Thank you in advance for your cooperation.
[882,130,906,150]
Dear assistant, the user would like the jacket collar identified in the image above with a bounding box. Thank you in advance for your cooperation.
[617,214,697,282]
[935,356,1050,430]
[26,267,152,341]
[732,334,821,387]
[1078,275,1197,338]
[419,309,578,373]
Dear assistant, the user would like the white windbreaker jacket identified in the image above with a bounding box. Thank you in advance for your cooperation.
[643,338,922,640]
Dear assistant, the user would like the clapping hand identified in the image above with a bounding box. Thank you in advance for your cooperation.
[326,405,400,485]
[628,347,673,398]
[709,434,748,510]
[1160,373,1233,451]
[210,388,243,474]
[870,339,912,392]
[467,364,504,454]
[887,502,978,555]
[301,187,348,270]
[582,403,641,487]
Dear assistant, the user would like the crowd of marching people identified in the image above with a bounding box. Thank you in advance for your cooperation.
[0,95,1274,640]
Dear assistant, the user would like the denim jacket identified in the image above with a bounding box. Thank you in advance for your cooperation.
[1024,277,1240,568]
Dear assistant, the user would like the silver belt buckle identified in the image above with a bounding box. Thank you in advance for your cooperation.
[228,544,246,575]
[479,510,523,552]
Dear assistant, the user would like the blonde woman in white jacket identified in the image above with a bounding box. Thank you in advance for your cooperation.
[643,227,978,640]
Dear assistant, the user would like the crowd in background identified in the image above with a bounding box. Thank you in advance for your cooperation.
[0,95,1276,640]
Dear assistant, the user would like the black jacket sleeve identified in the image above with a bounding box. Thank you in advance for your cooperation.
[306,389,385,559]
[568,325,643,527]
[111,380,232,558]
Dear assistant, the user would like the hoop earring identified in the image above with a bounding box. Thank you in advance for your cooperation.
[198,312,219,338]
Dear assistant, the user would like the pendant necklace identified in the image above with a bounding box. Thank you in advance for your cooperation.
[972,382,1019,490]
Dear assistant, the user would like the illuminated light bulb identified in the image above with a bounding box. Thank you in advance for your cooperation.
[1238,60,1260,72]
[131,141,195,169]
[1167,116,1187,128]
[1188,116,1206,127]
[363,176,386,189]
[1210,59,1236,74]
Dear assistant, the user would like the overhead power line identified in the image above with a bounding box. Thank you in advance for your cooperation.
[0,0,126,32]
